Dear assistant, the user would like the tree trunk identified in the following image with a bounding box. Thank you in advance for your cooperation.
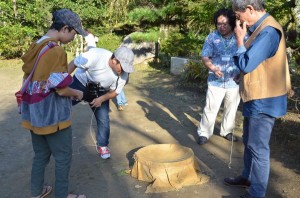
[13,0,17,18]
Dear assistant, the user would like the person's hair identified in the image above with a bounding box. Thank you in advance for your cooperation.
[213,8,236,31]
[232,0,265,12]
[49,22,66,31]
[111,54,120,64]
[49,17,73,32]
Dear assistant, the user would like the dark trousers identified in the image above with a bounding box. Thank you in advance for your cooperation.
[70,76,110,146]
[31,127,72,198]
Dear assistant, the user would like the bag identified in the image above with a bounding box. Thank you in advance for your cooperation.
[15,41,58,114]
[15,91,23,114]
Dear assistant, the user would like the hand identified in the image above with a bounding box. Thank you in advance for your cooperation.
[213,67,223,78]
[74,90,83,101]
[234,20,247,46]
[90,97,103,108]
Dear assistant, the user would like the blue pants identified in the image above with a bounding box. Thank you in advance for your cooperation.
[70,76,110,147]
[242,114,275,198]
[116,90,127,106]
[31,127,72,198]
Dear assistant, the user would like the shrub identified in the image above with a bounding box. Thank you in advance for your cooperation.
[130,31,159,43]
[180,59,208,91]
[97,33,123,51]
[157,53,171,69]
[0,25,37,59]
[160,31,201,58]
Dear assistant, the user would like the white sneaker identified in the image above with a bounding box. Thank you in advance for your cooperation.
[97,146,111,159]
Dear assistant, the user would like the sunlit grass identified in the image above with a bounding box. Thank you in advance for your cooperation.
[0,59,23,69]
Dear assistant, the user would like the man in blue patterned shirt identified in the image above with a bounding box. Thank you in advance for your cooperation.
[197,8,241,145]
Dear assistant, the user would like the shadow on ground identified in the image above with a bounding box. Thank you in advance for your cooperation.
[0,63,299,198]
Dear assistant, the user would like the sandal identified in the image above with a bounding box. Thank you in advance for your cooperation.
[31,185,53,198]
[67,194,86,198]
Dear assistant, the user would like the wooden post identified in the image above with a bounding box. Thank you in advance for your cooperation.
[155,42,159,58]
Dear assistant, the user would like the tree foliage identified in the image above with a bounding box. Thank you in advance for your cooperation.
[0,0,300,62]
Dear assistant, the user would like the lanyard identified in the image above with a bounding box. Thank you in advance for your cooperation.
[221,34,234,52]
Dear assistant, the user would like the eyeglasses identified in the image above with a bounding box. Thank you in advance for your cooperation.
[217,23,229,28]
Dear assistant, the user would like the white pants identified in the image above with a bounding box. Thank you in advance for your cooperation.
[197,86,240,138]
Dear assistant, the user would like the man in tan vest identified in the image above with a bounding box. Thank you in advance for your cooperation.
[223,1,291,198]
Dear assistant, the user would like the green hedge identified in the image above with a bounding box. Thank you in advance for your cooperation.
[0,25,37,59]
[97,33,123,51]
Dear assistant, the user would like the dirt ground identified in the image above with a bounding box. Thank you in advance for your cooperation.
[0,60,299,198]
